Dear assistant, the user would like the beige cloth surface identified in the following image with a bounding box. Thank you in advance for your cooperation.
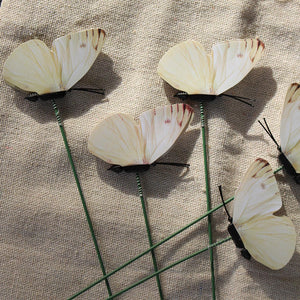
[0,0,299,299]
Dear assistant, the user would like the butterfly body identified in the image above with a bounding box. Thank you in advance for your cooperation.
[108,161,190,173]
[174,92,217,102]
[278,151,300,183]
[108,164,151,173]
[25,91,68,102]
[227,223,251,260]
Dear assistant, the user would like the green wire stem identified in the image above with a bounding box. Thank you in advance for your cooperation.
[274,165,283,174]
[136,173,164,300]
[51,100,112,297]
[67,196,234,300]
[103,164,284,299]
[200,102,215,300]
[67,166,283,299]
[105,237,232,300]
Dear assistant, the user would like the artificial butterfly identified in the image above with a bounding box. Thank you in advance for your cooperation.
[259,83,300,183]
[157,38,264,106]
[219,158,296,270]
[88,103,194,173]
[3,28,106,101]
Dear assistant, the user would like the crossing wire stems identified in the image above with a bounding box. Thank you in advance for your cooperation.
[105,237,232,300]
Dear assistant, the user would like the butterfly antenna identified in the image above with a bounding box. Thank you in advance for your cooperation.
[153,162,190,168]
[221,94,254,107]
[258,118,281,150]
[71,87,105,95]
[218,185,232,222]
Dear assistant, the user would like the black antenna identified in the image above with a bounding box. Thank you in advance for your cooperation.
[218,185,232,223]
[71,87,105,95]
[258,118,281,150]
[153,162,190,168]
[221,94,255,107]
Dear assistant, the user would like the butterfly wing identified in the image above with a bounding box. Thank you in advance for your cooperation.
[139,104,194,164]
[212,39,265,95]
[88,114,145,166]
[280,83,300,172]
[233,158,281,225]
[3,39,62,94]
[157,40,213,94]
[52,28,106,90]
[238,215,296,270]
[232,158,296,269]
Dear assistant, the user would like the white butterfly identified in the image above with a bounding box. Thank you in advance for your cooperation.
[259,83,300,183]
[3,28,106,101]
[88,103,194,172]
[220,158,296,270]
[157,39,264,105]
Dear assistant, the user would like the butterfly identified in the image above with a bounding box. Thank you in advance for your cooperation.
[259,83,300,183]
[219,158,296,270]
[157,38,264,106]
[3,28,106,101]
[88,103,194,173]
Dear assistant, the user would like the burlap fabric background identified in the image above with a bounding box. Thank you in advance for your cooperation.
[0,0,299,299]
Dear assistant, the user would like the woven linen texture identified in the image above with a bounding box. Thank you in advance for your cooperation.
[0,0,299,299]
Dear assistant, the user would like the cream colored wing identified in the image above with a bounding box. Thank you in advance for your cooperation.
[280,83,300,172]
[88,114,145,166]
[232,158,282,225]
[52,28,106,90]
[157,40,213,94]
[237,215,296,270]
[139,103,194,164]
[3,39,62,95]
[212,39,265,95]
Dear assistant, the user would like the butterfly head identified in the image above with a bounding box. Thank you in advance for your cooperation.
[174,91,189,101]
[25,93,41,102]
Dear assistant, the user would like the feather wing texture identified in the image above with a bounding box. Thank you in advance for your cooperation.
[52,28,106,90]
[280,83,300,172]
[88,104,194,166]
[3,40,62,94]
[238,215,296,270]
[233,158,296,270]
[3,28,105,95]
[157,38,264,95]
[140,103,194,163]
